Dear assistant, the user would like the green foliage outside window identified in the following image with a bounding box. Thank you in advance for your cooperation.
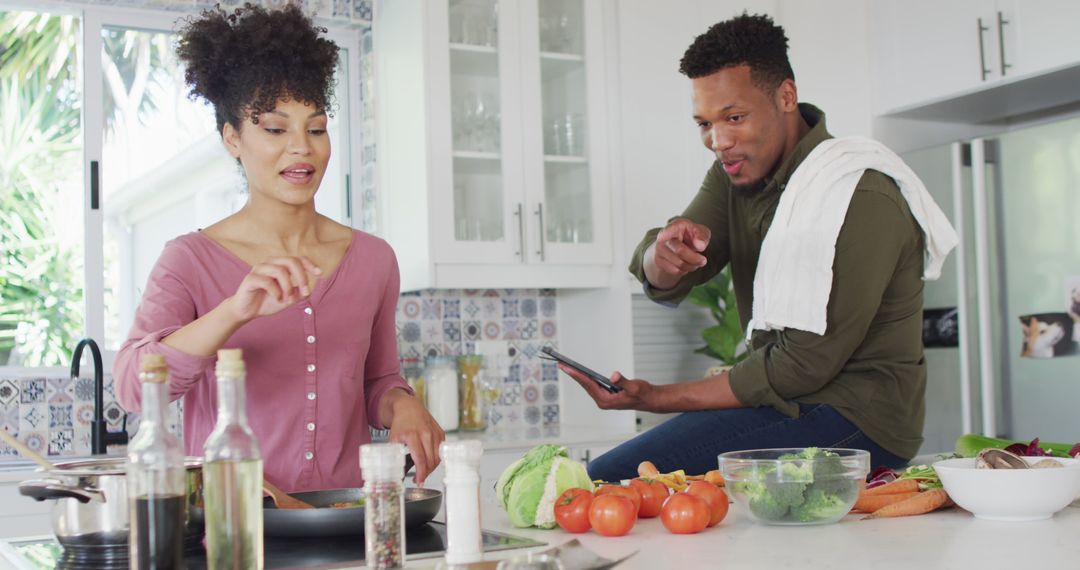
[0,12,83,366]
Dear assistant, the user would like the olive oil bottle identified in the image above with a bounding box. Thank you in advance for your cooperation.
[203,349,263,570]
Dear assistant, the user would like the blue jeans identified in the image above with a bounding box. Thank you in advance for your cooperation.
[587,403,909,482]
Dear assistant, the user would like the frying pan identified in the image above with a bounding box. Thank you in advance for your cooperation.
[261,487,443,537]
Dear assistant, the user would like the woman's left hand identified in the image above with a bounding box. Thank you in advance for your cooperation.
[384,390,445,485]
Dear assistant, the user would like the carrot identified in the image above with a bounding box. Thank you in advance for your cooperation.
[686,470,725,486]
[861,488,950,519]
[637,461,660,478]
[861,478,921,496]
[851,491,920,513]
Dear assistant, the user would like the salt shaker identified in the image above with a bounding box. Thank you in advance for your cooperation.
[360,443,407,569]
[441,440,483,565]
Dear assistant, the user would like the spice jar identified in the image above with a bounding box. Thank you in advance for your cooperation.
[402,357,426,408]
[360,443,407,569]
[424,356,459,432]
[458,355,486,431]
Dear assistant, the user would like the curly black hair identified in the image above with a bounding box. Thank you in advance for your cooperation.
[176,3,339,133]
[679,13,794,93]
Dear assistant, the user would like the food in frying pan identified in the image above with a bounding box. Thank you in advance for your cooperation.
[328,498,366,509]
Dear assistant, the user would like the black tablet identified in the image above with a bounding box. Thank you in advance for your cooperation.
[540,347,623,393]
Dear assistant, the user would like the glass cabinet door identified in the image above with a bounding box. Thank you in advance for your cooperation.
[536,0,592,247]
[448,0,506,245]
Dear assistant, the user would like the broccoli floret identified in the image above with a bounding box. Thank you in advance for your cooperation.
[760,459,813,507]
[737,482,790,521]
[790,488,850,523]
[778,460,815,481]
[812,451,846,478]
[779,447,824,461]
[810,451,856,496]
[764,480,807,508]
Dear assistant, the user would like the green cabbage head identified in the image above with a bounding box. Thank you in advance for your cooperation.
[495,444,594,528]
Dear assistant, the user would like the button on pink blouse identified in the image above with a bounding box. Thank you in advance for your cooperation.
[114,230,412,492]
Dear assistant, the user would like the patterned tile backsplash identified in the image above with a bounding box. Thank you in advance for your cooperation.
[0,373,172,460]
[0,289,558,459]
[395,289,560,431]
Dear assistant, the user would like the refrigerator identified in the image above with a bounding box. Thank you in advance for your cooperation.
[903,115,1080,455]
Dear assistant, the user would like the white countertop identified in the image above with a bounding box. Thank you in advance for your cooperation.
[453,498,1080,570]
[4,493,1078,569]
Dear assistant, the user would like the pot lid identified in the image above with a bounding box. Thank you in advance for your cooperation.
[42,456,203,476]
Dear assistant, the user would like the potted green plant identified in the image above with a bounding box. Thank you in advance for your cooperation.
[686,267,748,375]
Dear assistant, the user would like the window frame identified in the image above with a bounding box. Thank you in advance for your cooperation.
[0,1,364,375]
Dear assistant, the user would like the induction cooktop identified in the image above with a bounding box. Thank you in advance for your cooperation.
[0,522,544,569]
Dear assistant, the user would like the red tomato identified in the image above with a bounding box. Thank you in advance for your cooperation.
[553,488,593,533]
[588,494,637,537]
[628,478,669,518]
[686,481,729,527]
[594,484,642,515]
[660,492,710,535]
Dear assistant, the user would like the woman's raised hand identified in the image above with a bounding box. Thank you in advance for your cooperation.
[227,256,323,323]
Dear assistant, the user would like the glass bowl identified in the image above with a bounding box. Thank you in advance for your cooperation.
[718,448,869,525]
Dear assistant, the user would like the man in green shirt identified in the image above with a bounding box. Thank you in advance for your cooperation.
[561,14,938,481]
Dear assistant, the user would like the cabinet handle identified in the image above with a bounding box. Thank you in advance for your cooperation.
[534,204,546,261]
[996,11,1011,76]
[976,17,991,81]
[582,449,591,467]
[514,203,525,262]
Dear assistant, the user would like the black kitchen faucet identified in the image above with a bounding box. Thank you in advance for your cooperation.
[71,338,128,455]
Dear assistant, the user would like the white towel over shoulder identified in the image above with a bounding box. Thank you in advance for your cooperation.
[747,136,958,338]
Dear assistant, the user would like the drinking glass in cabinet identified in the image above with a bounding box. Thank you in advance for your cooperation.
[455,217,488,241]
[539,14,571,53]
[453,92,501,152]
[538,0,583,54]
[450,0,498,47]
[554,220,581,243]
[545,113,585,156]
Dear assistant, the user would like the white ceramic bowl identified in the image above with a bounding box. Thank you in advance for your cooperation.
[933,456,1080,521]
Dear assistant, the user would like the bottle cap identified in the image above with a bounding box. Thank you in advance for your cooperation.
[360,442,406,482]
[215,348,245,377]
[425,355,456,366]
[138,354,168,383]
[439,440,483,466]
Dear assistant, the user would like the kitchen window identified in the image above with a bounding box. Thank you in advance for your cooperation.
[0,2,365,372]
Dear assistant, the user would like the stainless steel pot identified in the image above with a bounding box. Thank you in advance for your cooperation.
[18,456,203,549]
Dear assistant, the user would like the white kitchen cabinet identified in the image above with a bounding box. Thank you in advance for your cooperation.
[374,0,613,291]
[871,0,999,114]
[0,476,52,539]
[1008,0,1080,75]
[567,443,615,472]
[872,0,1080,116]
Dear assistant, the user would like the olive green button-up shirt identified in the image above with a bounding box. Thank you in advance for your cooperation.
[629,104,927,460]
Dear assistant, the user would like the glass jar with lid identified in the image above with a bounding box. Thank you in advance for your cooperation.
[423,356,459,432]
[457,355,487,431]
[402,357,426,409]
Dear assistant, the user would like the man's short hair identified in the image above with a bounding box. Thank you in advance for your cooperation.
[679,12,794,93]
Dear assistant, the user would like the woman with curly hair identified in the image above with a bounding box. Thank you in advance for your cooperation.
[114,3,444,491]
